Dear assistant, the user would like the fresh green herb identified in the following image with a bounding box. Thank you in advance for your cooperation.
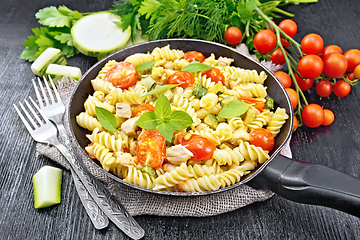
[218,100,250,119]
[136,94,193,142]
[95,106,118,132]
[142,84,179,97]
[140,164,157,177]
[136,60,156,71]
[182,62,213,73]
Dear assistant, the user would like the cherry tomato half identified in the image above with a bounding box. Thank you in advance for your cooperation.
[249,128,275,152]
[168,71,195,88]
[333,80,351,97]
[137,129,166,169]
[294,73,313,91]
[301,33,324,55]
[224,26,243,45]
[344,49,360,72]
[316,80,333,97]
[322,109,335,126]
[238,97,265,112]
[302,103,324,128]
[278,19,298,38]
[270,48,286,65]
[176,133,216,162]
[254,29,277,54]
[321,45,343,59]
[274,71,291,88]
[104,61,138,89]
[285,88,298,110]
[204,68,225,84]
[298,54,324,79]
[323,53,348,78]
[184,51,205,63]
[132,104,155,117]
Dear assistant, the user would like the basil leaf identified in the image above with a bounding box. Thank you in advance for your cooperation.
[95,106,118,132]
[168,111,193,130]
[218,100,250,119]
[157,121,174,142]
[142,84,179,97]
[155,94,171,119]
[181,63,213,72]
[136,111,158,129]
[136,60,156,71]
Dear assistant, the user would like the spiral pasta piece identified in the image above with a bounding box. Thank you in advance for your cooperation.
[200,93,218,109]
[189,128,221,146]
[86,128,122,152]
[219,66,267,87]
[266,107,289,137]
[216,160,257,188]
[124,53,154,67]
[76,112,103,132]
[125,167,156,189]
[84,98,115,116]
[96,60,117,81]
[212,147,244,166]
[151,45,184,61]
[246,109,271,130]
[215,123,233,142]
[153,163,193,190]
[85,143,116,171]
[187,164,215,180]
[91,78,115,94]
[238,140,270,164]
[177,175,221,192]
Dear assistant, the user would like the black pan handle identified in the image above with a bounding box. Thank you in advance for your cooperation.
[247,154,360,217]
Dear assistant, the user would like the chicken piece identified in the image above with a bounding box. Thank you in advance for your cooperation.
[121,117,139,136]
[116,102,132,118]
[163,61,178,70]
[216,56,234,67]
[114,152,136,167]
[166,145,194,166]
[162,163,177,172]
[230,128,251,145]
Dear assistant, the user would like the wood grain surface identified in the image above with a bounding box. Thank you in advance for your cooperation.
[1,0,360,239]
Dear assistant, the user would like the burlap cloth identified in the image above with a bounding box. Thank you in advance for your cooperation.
[36,46,291,217]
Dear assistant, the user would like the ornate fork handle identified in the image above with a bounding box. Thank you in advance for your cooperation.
[51,134,145,240]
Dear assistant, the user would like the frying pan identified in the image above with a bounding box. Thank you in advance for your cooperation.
[68,39,360,217]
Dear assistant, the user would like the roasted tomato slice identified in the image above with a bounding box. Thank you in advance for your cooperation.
[184,51,205,63]
[238,97,265,112]
[137,129,166,169]
[203,68,225,84]
[249,128,275,152]
[104,61,138,89]
[132,104,155,117]
[176,133,216,162]
[168,71,195,88]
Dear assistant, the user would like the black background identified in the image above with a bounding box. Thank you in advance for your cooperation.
[1,0,360,239]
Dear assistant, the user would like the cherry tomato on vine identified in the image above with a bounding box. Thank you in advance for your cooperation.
[274,71,291,88]
[298,54,324,79]
[344,49,360,72]
[301,33,324,55]
[184,51,205,63]
[249,128,275,152]
[321,45,343,59]
[176,133,216,161]
[104,61,138,89]
[302,103,324,128]
[280,38,290,48]
[168,71,195,88]
[270,48,286,65]
[278,19,298,38]
[265,22,275,32]
[346,72,355,81]
[354,64,360,79]
[322,109,335,126]
[293,116,298,131]
[294,73,313,91]
[224,27,243,46]
[333,80,351,97]
[204,68,225,84]
[322,53,348,78]
[285,88,298,109]
[137,129,166,170]
[254,29,277,54]
[132,104,155,117]
[316,80,333,97]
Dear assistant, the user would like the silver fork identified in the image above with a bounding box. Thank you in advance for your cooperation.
[31,76,144,239]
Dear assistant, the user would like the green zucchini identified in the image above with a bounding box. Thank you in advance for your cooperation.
[192,83,208,99]
[265,96,274,109]
[45,64,82,81]
[141,164,157,178]
[220,95,235,107]
[140,75,157,91]
[31,47,67,76]
[71,12,131,60]
[32,166,62,209]
[204,113,219,129]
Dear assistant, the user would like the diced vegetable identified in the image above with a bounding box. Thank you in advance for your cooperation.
[204,113,219,129]
[265,96,274,109]
[32,166,62,209]
[71,12,131,60]
[192,83,208,99]
[243,107,257,125]
[140,75,157,91]
[220,95,235,107]
[45,64,82,81]
[140,164,157,177]
[208,82,225,95]
[31,47,67,76]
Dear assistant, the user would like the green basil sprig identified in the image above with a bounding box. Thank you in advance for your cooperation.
[136,61,156,71]
[218,100,250,119]
[95,106,118,132]
[181,62,213,72]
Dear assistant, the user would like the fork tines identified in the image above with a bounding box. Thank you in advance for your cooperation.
[32,75,60,107]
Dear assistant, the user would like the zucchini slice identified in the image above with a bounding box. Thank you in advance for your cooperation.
[31,47,67,77]
[192,83,208,99]
[204,113,219,129]
[45,64,82,81]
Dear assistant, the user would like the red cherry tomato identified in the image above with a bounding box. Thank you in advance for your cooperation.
[298,54,324,79]
[322,53,348,78]
[344,49,360,72]
[280,38,290,48]
[285,88,298,110]
[184,51,205,63]
[345,72,355,81]
[321,45,343,59]
[333,80,351,97]
[203,68,225,84]
[278,19,298,38]
[176,133,216,162]
[249,128,275,152]
[270,48,286,65]
[294,73,313,91]
[301,33,324,55]
[293,116,298,131]
[238,97,265,112]
[132,104,155,117]
[254,29,277,54]
[302,104,324,128]
[224,27,243,45]
[136,129,166,169]
[322,109,335,126]
[104,61,138,89]
[316,80,333,97]
[274,71,291,88]
[168,71,195,88]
